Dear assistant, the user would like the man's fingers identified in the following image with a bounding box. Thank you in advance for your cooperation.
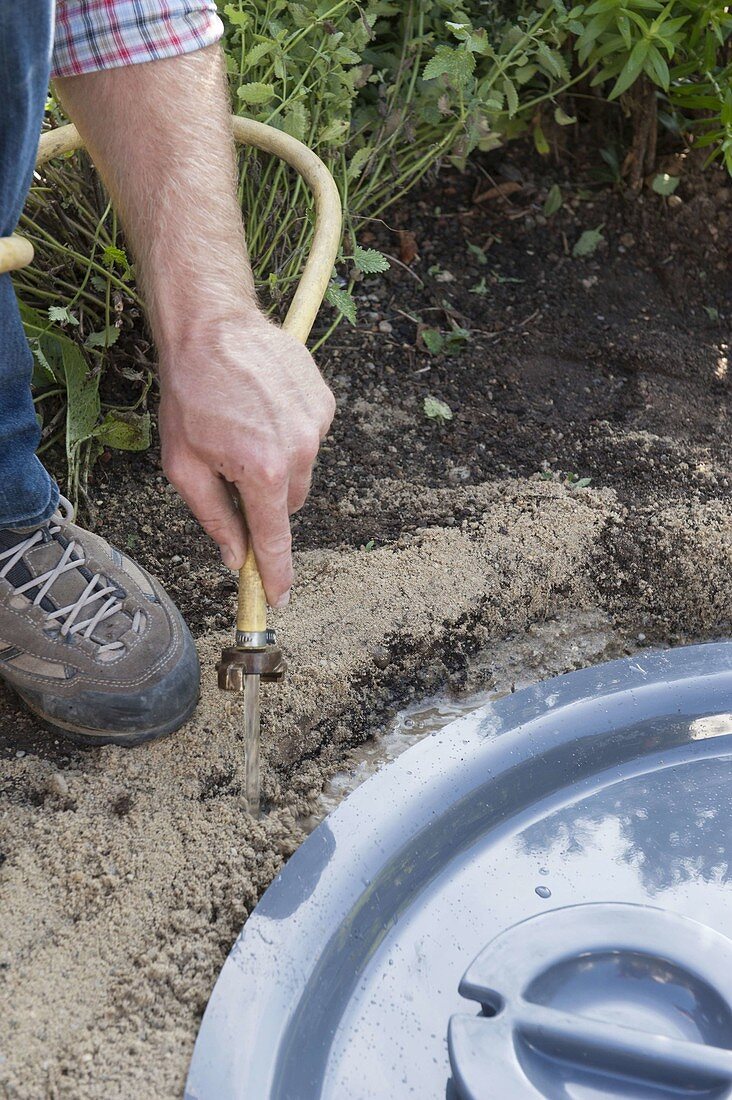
[166,461,247,570]
[238,483,293,607]
[287,467,313,516]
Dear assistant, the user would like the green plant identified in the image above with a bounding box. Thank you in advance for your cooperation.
[572,224,605,256]
[14,148,151,504]
[423,395,454,422]
[543,182,564,214]
[421,324,471,355]
[16,0,731,498]
[21,301,150,503]
[566,0,732,184]
[540,468,593,488]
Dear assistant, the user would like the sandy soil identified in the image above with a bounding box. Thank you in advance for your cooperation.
[0,153,730,1098]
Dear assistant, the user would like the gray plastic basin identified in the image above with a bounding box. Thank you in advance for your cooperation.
[186,641,732,1100]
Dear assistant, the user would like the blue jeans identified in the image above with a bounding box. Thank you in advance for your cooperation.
[0,1,59,528]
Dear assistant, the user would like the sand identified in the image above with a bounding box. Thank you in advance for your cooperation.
[0,474,730,1098]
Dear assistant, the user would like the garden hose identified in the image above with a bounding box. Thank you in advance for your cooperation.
[3,117,342,797]
[0,234,34,275]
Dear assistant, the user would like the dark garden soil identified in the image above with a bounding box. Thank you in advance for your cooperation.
[0,148,729,1098]
[96,145,729,633]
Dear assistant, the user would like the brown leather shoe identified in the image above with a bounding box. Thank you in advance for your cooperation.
[0,497,199,745]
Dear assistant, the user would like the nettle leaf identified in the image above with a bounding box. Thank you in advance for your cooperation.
[85,325,120,349]
[573,226,605,257]
[102,244,129,270]
[237,81,276,105]
[289,4,312,29]
[92,411,151,452]
[503,77,519,118]
[444,326,471,353]
[347,147,372,181]
[468,29,491,56]
[518,59,542,84]
[48,305,79,327]
[29,342,56,388]
[652,172,679,195]
[319,118,350,144]
[534,121,550,155]
[334,46,361,65]
[423,45,475,88]
[243,40,275,69]
[554,106,577,126]
[445,21,470,38]
[537,41,567,80]
[325,282,357,325]
[223,4,250,28]
[423,395,453,422]
[422,328,445,355]
[61,341,100,448]
[543,183,563,216]
[283,102,309,141]
[353,246,390,274]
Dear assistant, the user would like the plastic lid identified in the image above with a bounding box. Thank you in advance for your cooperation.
[186,642,732,1099]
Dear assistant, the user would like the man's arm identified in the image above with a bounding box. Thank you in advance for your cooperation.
[55,45,335,607]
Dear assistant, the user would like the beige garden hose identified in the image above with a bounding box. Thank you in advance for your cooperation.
[2,116,342,647]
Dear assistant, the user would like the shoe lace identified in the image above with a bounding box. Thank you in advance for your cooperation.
[0,495,139,655]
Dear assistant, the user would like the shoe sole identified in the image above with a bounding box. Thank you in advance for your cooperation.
[16,686,200,748]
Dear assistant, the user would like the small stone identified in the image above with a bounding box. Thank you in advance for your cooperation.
[49,773,70,799]
[620,232,635,247]
[15,750,25,759]
[668,194,683,209]
[447,466,471,484]
[371,645,390,670]
[378,320,393,334]
[170,555,182,565]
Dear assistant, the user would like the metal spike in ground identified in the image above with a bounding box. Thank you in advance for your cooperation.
[244,674,261,813]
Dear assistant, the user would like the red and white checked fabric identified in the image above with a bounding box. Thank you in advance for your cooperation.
[52,1,224,78]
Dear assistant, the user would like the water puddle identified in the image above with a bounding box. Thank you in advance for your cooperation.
[308,610,640,827]
[316,692,494,817]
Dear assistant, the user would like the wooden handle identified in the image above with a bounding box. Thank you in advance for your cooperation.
[237,539,267,635]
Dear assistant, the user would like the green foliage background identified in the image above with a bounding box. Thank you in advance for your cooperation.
[14,0,732,498]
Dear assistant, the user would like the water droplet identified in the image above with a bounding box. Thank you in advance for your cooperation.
[539,867,550,876]
[535,885,552,899]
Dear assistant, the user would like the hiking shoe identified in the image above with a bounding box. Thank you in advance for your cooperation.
[0,496,199,745]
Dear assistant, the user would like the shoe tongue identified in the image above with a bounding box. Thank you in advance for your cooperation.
[15,531,133,646]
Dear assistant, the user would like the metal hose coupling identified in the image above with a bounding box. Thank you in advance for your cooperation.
[217,635,286,690]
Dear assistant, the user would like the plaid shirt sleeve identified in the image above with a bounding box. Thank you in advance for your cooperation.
[52,1,224,79]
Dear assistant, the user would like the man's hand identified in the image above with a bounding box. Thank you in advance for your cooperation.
[158,316,334,605]
[55,46,333,606]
